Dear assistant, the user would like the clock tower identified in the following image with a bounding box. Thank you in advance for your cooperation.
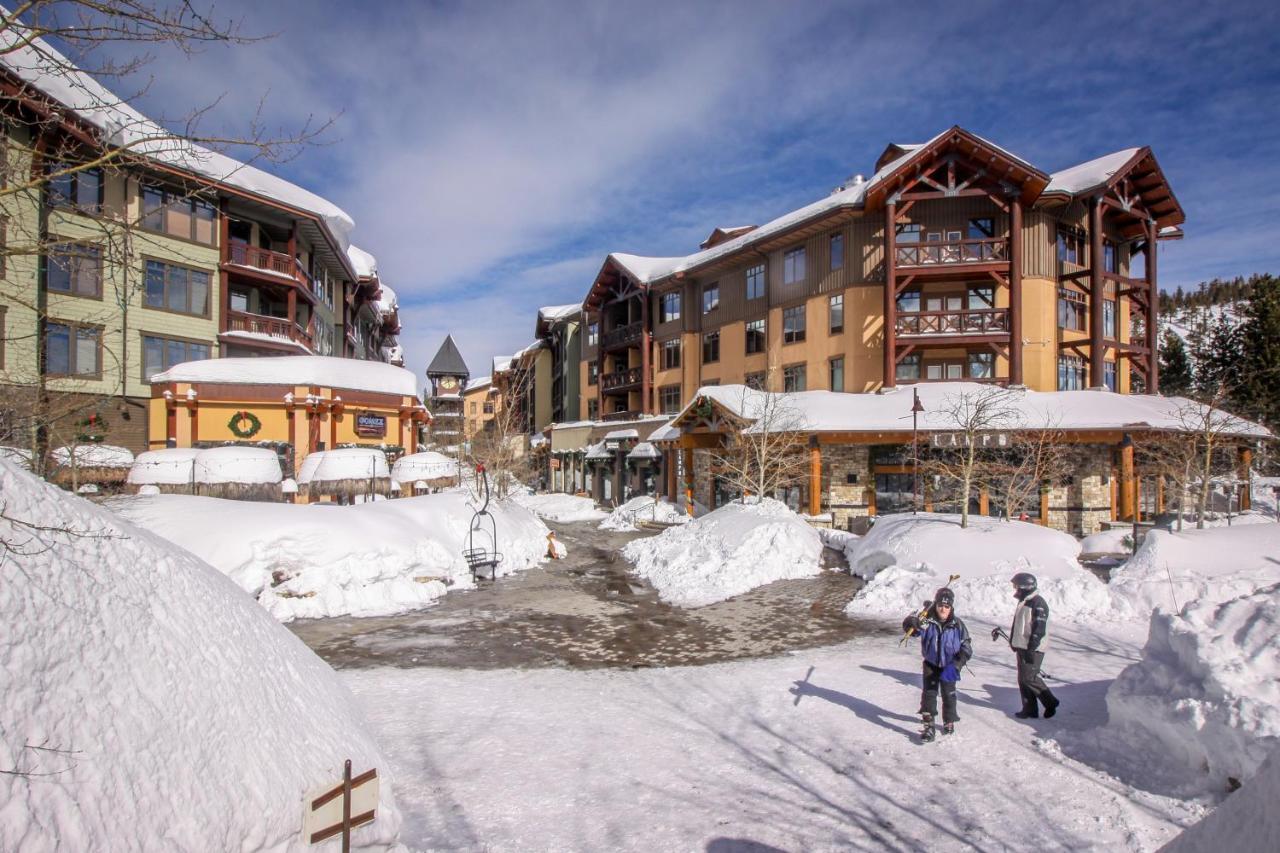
[425,335,470,453]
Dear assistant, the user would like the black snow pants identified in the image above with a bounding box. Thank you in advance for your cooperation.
[1016,650,1055,713]
[920,662,959,723]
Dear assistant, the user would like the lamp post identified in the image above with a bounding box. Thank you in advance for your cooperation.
[912,388,925,515]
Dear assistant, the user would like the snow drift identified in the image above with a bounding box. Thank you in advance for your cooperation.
[1159,744,1280,853]
[599,495,690,532]
[1105,584,1280,794]
[0,459,402,851]
[111,492,551,621]
[843,513,1111,620]
[622,498,823,607]
[511,491,607,523]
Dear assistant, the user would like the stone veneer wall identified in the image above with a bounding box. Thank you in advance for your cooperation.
[1045,445,1114,535]
[820,444,873,530]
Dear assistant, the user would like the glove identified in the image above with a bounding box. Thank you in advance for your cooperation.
[990,628,1001,641]
[902,615,920,634]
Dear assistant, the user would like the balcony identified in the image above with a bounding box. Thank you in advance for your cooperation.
[601,320,643,350]
[222,309,314,350]
[895,237,1007,269]
[602,366,643,391]
[896,307,1009,338]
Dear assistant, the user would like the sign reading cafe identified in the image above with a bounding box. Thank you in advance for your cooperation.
[355,411,387,438]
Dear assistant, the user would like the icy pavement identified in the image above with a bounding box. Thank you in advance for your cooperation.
[343,617,1204,851]
[289,521,869,669]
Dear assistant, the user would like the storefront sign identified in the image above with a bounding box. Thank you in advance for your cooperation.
[549,458,561,470]
[356,411,387,438]
[930,432,1010,449]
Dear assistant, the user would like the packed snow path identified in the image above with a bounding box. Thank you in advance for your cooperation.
[289,520,863,669]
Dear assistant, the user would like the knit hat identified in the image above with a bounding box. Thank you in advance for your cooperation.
[933,587,955,608]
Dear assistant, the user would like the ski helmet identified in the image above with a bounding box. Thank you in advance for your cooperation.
[1011,572,1038,594]
[933,587,955,608]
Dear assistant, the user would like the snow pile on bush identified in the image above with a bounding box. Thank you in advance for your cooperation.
[1109,524,1280,617]
[298,447,390,484]
[1080,527,1134,555]
[511,491,606,522]
[0,459,403,851]
[112,491,551,621]
[844,513,1111,620]
[599,495,690,531]
[391,451,457,486]
[1104,584,1280,795]
[127,448,199,485]
[50,443,133,468]
[1160,744,1280,852]
[622,498,823,607]
[129,446,282,486]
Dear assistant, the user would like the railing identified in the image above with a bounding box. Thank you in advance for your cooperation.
[601,366,642,390]
[896,307,1009,336]
[896,237,1007,267]
[225,310,314,348]
[601,320,643,349]
[602,409,642,421]
[226,243,304,282]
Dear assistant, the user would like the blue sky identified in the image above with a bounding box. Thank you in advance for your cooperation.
[89,0,1280,385]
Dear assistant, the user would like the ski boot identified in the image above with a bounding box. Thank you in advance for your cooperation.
[919,714,936,743]
[942,722,955,736]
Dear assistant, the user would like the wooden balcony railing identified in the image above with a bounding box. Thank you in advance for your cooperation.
[896,237,1007,267]
[601,320,643,350]
[601,366,642,390]
[896,307,1009,336]
[225,309,314,348]
[226,243,303,282]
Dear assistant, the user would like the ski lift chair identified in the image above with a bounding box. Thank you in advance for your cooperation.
[463,464,504,582]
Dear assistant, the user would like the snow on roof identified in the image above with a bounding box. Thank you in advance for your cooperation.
[538,303,582,323]
[604,429,639,441]
[585,441,613,460]
[465,376,492,393]
[391,451,457,483]
[217,330,312,353]
[347,244,377,279]
[151,355,418,397]
[646,423,680,443]
[51,444,134,469]
[492,355,513,374]
[680,383,1271,438]
[1045,149,1142,195]
[297,448,390,485]
[627,441,661,460]
[281,477,298,494]
[375,283,398,316]
[0,25,357,254]
[128,448,200,485]
[192,447,282,484]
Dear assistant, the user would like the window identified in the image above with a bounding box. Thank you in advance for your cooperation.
[47,165,102,213]
[1057,229,1084,265]
[701,283,719,314]
[1104,240,1118,274]
[896,223,922,243]
[142,334,210,380]
[829,356,844,392]
[1058,355,1086,390]
[144,259,210,316]
[783,305,806,343]
[661,338,681,369]
[968,352,994,379]
[46,243,102,297]
[745,319,765,354]
[587,399,599,420]
[1103,360,1118,391]
[660,292,681,323]
[587,362,598,386]
[896,352,921,381]
[830,233,844,270]
[967,218,995,240]
[659,385,682,413]
[702,331,720,364]
[746,264,765,300]
[897,291,921,313]
[1103,299,1117,339]
[587,322,598,346]
[783,247,806,284]
[1058,288,1087,331]
[141,185,217,245]
[967,284,994,309]
[43,321,100,377]
[829,294,844,333]
[783,363,806,392]
[926,362,964,380]
[745,371,766,390]
[484,401,494,414]
[470,402,478,414]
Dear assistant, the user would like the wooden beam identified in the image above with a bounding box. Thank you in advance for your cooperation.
[883,201,897,388]
[1146,218,1160,391]
[809,440,822,516]
[1089,197,1105,386]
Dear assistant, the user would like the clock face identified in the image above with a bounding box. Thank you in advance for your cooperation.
[440,376,459,391]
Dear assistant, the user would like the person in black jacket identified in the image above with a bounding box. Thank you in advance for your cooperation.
[994,572,1060,719]
[902,587,973,740]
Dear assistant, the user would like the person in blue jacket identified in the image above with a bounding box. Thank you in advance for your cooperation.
[902,587,973,741]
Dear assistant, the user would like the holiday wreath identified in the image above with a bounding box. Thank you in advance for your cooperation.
[228,410,262,439]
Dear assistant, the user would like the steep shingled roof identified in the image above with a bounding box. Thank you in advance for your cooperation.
[426,335,469,377]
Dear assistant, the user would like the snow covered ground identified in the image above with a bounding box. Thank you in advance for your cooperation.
[111,492,552,621]
[623,498,823,607]
[510,490,607,522]
[0,459,404,851]
[598,495,690,531]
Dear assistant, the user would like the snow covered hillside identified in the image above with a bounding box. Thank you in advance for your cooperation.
[111,492,551,621]
[843,513,1112,620]
[0,459,403,851]
[622,498,823,607]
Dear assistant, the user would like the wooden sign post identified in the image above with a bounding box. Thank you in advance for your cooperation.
[304,760,378,851]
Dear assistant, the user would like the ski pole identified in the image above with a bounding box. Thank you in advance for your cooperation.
[990,627,1057,681]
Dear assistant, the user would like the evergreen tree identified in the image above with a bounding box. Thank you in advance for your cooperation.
[1158,330,1194,397]
[1190,312,1241,397]
[1234,274,1280,428]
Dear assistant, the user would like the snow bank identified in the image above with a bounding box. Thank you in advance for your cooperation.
[112,492,551,621]
[622,498,823,607]
[0,459,402,850]
[843,513,1111,620]
[1160,744,1280,852]
[0,446,32,469]
[1105,584,1280,794]
[599,495,690,531]
[391,451,457,484]
[50,444,133,469]
[1080,527,1135,555]
[298,447,390,484]
[1109,524,1280,617]
[511,491,607,523]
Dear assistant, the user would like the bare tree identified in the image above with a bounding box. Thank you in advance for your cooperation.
[1177,382,1248,529]
[922,385,1021,528]
[708,367,811,504]
[1137,430,1199,532]
[467,365,536,500]
[983,424,1071,521]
